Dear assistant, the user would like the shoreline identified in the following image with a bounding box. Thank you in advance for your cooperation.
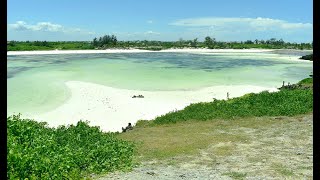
[19,81,279,132]
[7,48,282,56]
[7,48,313,63]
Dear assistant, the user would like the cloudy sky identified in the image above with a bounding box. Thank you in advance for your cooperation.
[7,0,313,42]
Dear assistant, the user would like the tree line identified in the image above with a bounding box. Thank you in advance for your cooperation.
[92,35,117,48]
[7,35,313,51]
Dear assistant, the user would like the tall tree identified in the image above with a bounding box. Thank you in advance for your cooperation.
[204,36,215,48]
[93,37,98,47]
[191,38,198,47]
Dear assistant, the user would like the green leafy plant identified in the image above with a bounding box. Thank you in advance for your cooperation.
[7,115,134,179]
[154,89,313,124]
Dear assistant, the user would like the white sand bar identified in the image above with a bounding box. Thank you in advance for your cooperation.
[7,48,274,56]
[25,81,278,132]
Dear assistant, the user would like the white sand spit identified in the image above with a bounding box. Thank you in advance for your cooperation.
[7,49,152,55]
[7,48,274,56]
[25,81,278,132]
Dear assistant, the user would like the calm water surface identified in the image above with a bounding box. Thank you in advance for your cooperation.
[7,52,313,115]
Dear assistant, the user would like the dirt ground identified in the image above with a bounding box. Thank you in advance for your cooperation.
[97,114,313,180]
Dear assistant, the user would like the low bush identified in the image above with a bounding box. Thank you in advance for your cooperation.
[7,115,134,179]
[154,89,313,124]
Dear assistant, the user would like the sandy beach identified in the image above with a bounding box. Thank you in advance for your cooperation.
[7,48,276,56]
[21,81,278,132]
[8,49,311,132]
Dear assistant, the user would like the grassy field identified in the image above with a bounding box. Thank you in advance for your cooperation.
[117,114,312,179]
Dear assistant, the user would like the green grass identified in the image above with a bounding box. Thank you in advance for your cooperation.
[7,41,95,51]
[7,114,134,179]
[272,163,294,176]
[297,77,313,86]
[223,172,247,179]
[119,116,280,160]
[153,89,313,124]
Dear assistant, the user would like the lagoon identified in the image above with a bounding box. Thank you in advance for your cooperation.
[7,50,312,131]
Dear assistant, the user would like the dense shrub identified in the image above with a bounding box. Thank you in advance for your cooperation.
[297,78,313,85]
[7,37,313,51]
[154,89,313,124]
[7,115,134,179]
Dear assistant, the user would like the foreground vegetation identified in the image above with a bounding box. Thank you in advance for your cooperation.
[153,88,312,124]
[8,35,313,51]
[297,77,313,86]
[7,115,134,179]
[118,114,313,179]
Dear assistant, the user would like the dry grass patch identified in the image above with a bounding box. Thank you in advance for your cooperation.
[118,117,281,162]
[102,114,312,179]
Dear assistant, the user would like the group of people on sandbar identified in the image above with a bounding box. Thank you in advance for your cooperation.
[132,95,144,98]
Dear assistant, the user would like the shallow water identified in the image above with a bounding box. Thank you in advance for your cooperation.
[7,52,312,115]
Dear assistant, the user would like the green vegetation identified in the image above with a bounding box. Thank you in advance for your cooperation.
[120,118,252,160]
[223,172,247,179]
[119,113,312,178]
[7,35,313,51]
[7,41,94,51]
[279,77,313,90]
[204,36,216,49]
[153,89,312,124]
[92,35,117,48]
[7,114,134,179]
[297,77,313,85]
[300,54,313,61]
[272,163,294,176]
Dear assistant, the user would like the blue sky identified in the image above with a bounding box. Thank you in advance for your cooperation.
[7,0,313,42]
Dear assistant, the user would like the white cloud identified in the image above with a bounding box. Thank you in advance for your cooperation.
[144,30,160,35]
[169,17,312,42]
[9,21,29,31]
[8,21,95,34]
[170,17,312,31]
[147,20,153,24]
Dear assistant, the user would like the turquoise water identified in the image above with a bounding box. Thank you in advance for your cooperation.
[7,52,312,115]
